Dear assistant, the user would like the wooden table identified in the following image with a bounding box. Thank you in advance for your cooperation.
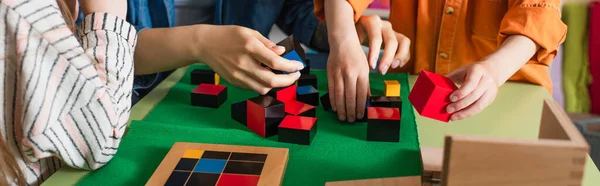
[42,67,600,185]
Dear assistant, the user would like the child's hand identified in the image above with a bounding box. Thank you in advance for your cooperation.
[445,63,499,121]
[327,39,370,123]
[355,15,411,74]
[79,0,127,18]
[196,25,304,95]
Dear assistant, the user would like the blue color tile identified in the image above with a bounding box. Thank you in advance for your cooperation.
[193,159,227,173]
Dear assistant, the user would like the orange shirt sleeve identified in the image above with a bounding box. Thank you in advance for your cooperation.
[313,0,374,22]
[498,0,567,66]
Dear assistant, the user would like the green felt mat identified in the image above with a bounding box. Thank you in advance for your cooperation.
[77,65,422,186]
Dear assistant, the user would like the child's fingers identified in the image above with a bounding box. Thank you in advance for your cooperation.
[450,90,494,121]
[446,81,486,113]
[363,15,383,69]
[450,67,482,102]
[378,22,398,75]
[393,34,411,68]
[344,75,358,123]
[335,73,347,121]
[356,74,370,119]
[327,71,337,112]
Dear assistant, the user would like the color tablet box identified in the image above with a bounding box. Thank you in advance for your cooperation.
[191,84,227,108]
[408,70,458,122]
[146,142,288,186]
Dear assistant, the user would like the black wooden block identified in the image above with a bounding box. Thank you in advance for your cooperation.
[300,59,311,74]
[278,116,317,145]
[370,96,403,110]
[191,69,219,85]
[298,74,317,88]
[297,85,319,106]
[320,92,332,111]
[366,107,401,142]
[247,95,285,137]
[191,84,227,108]
[231,101,247,126]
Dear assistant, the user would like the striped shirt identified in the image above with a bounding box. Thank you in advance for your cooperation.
[1,0,137,185]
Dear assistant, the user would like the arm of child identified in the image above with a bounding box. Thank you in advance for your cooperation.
[133,25,303,95]
[316,0,410,122]
[445,0,566,121]
[445,35,537,121]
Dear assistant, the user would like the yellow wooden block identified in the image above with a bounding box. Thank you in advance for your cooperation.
[182,149,204,159]
[384,80,400,97]
[214,73,220,85]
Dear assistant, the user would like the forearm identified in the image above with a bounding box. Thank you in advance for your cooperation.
[324,0,360,49]
[134,25,204,75]
[480,35,538,86]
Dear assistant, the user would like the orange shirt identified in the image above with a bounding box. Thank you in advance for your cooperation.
[314,0,567,92]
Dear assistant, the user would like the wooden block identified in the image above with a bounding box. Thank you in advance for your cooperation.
[384,80,400,97]
[146,142,288,186]
[191,69,219,85]
[367,107,401,142]
[298,74,317,88]
[440,100,589,186]
[278,115,317,145]
[271,36,307,74]
[325,176,421,186]
[191,84,227,108]
[320,92,332,112]
[247,96,285,137]
[267,85,297,103]
[284,100,316,117]
[408,70,458,122]
[297,85,319,106]
[231,100,247,126]
[300,59,311,75]
[370,96,402,110]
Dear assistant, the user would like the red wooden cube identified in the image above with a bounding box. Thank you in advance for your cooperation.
[278,115,317,145]
[266,84,296,103]
[246,96,285,137]
[284,100,316,117]
[408,70,458,122]
[367,107,401,142]
[191,84,227,108]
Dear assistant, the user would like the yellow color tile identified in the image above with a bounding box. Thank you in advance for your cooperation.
[182,149,204,159]
[384,80,400,97]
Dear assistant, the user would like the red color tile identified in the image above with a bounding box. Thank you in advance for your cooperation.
[367,107,400,120]
[278,115,316,131]
[408,70,458,122]
[284,100,315,115]
[247,100,266,137]
[192,84,226,95]
[216,173,260,186]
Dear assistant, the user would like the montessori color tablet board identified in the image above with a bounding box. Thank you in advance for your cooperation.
[146,142,289,186]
